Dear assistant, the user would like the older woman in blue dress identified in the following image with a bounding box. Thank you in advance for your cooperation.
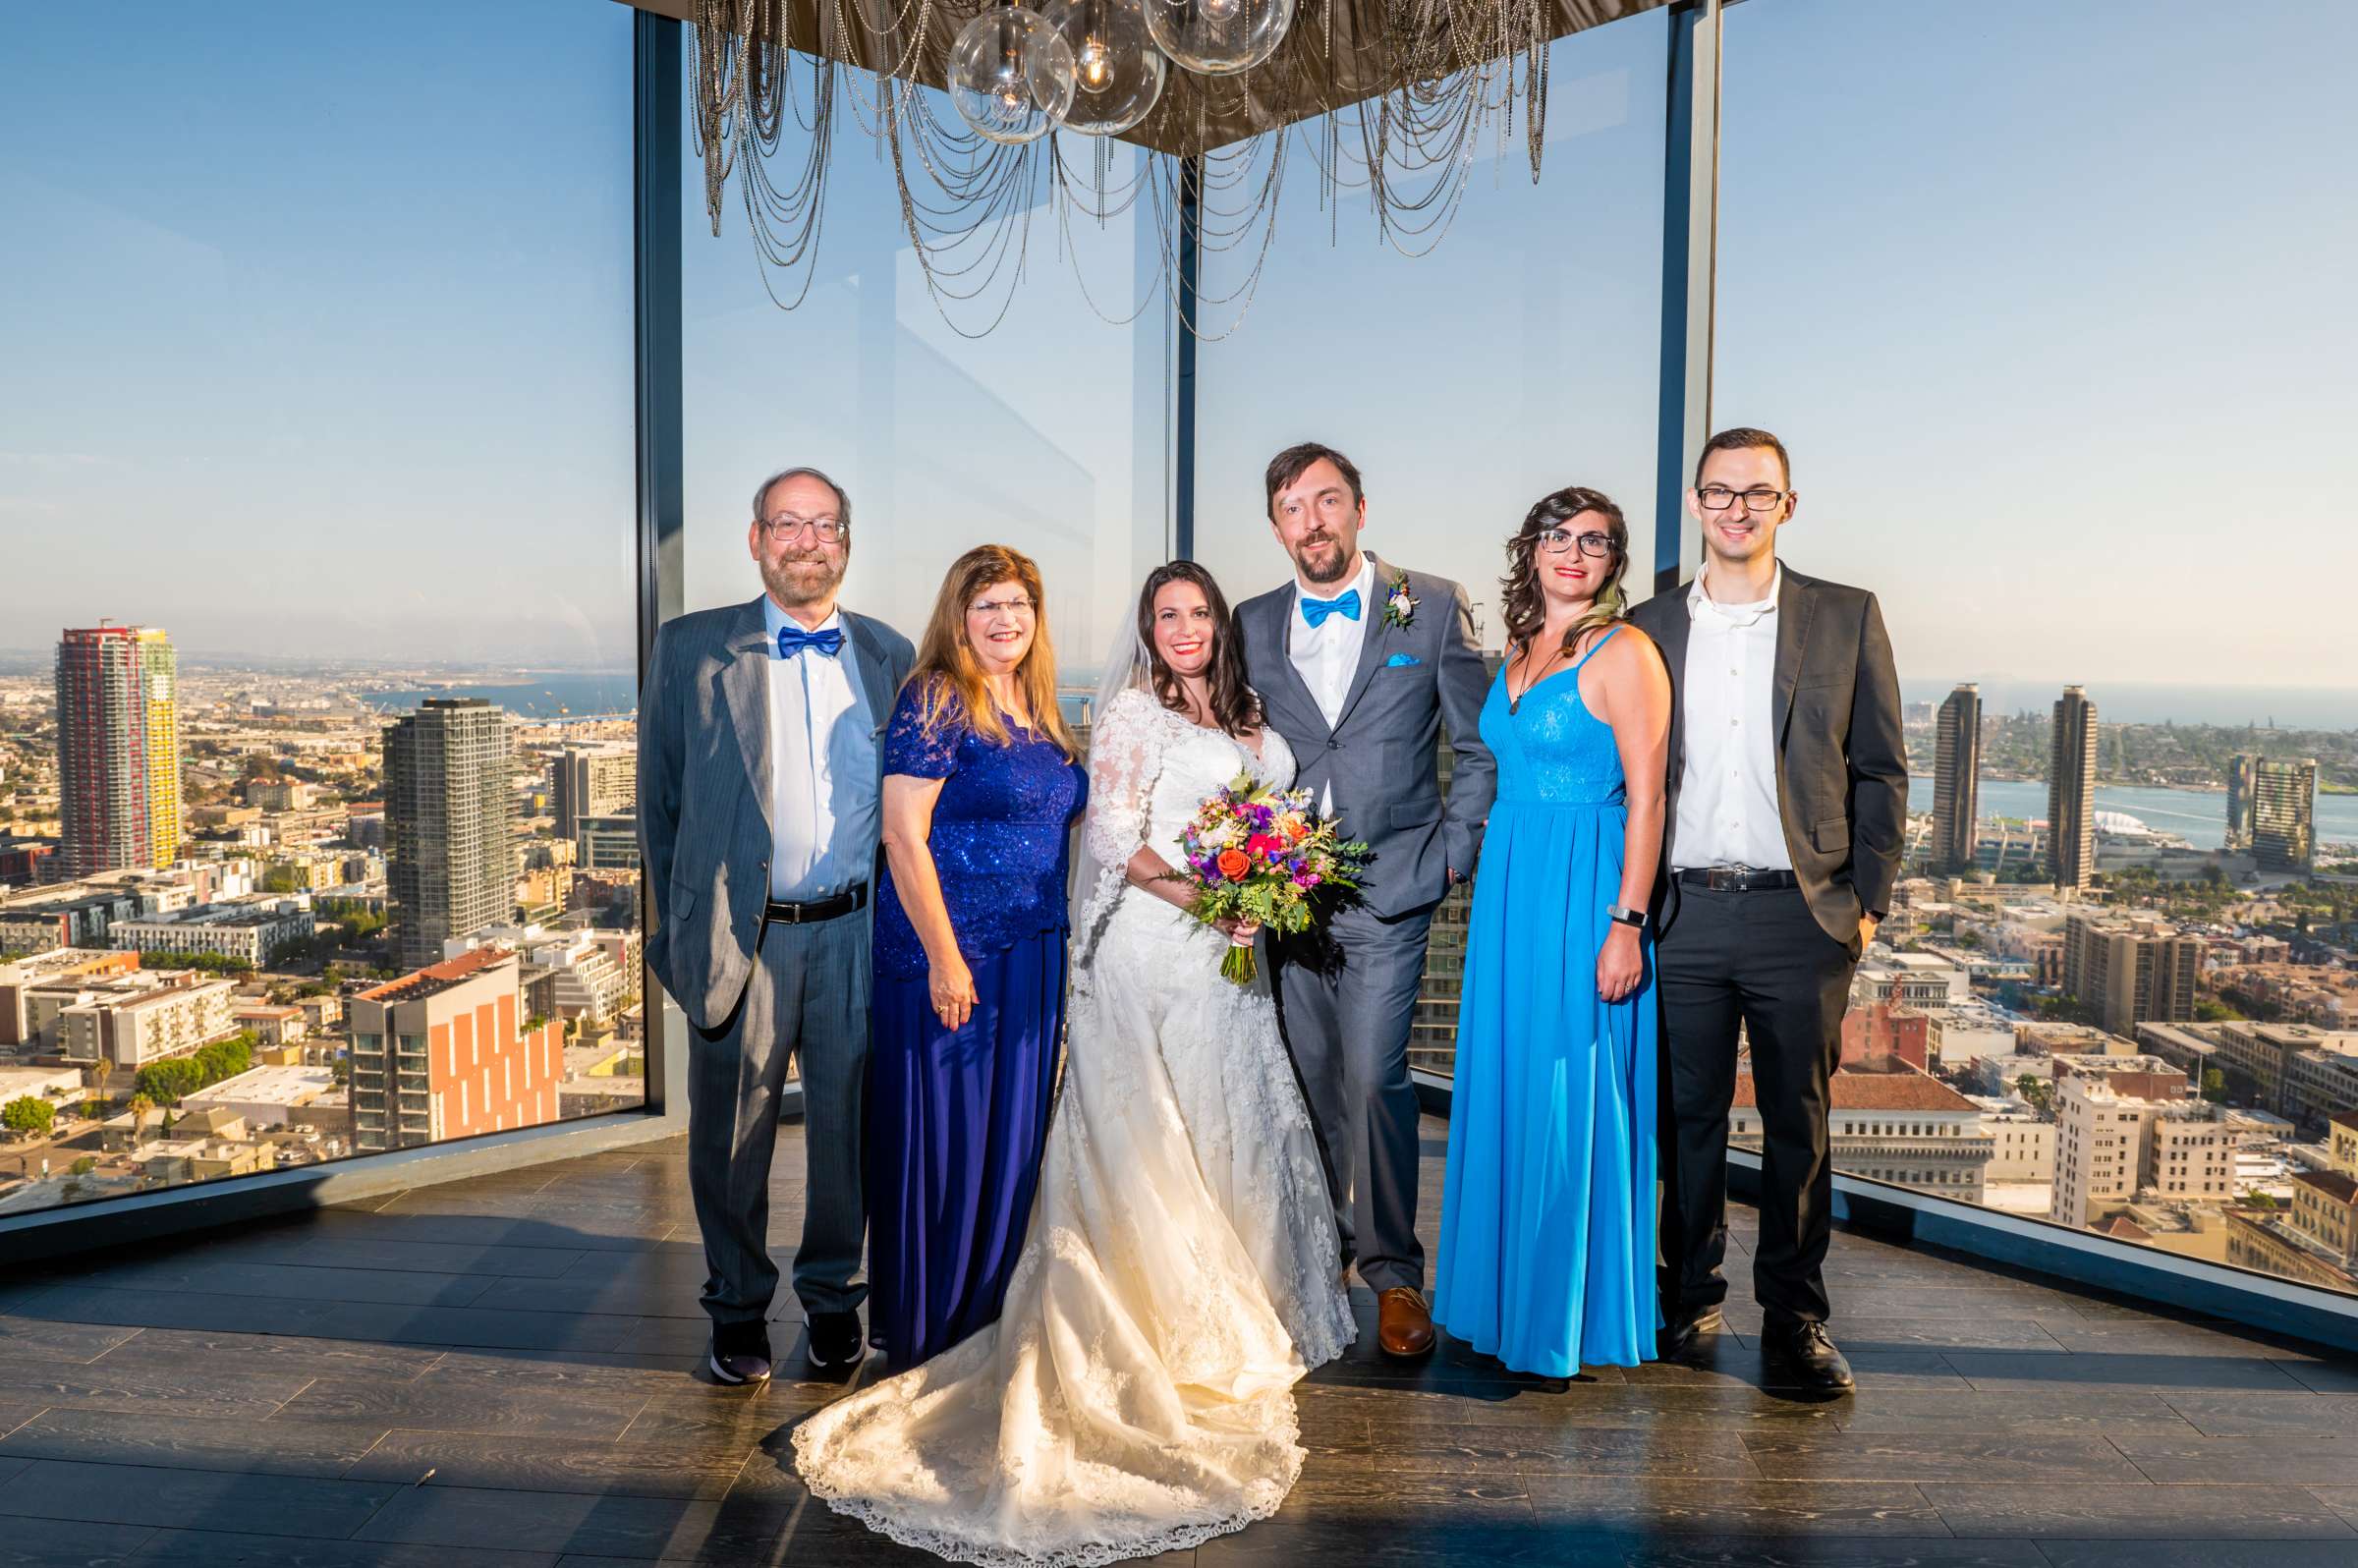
[870,544,1086,1370]
[1433,487,1672,1374]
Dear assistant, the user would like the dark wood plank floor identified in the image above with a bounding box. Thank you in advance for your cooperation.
[4,1118,2357,1567]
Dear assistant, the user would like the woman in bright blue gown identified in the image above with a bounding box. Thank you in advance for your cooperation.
[1434,486,1672,1375]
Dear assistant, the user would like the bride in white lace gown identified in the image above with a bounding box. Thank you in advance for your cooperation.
[792,563,1355,1566]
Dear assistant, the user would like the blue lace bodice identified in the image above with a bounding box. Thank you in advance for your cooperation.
[873,680,1088,980]
[1480,637,1627,810]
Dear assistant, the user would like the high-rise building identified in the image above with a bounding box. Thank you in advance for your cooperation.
[2063,912,2203,1036]
[549,743,637,839]
[2224,753,2256,851]
[54,624,182,877]
[2251,756,2318,872]
[2050,1073,2230,1229]
[348,947,561,1151]
[2048,686,2098,889]
[385,699,516,970]
[1931,683,1981,874]
[136,629,182,868]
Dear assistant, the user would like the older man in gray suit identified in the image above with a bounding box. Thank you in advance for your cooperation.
[637,466,914,1385]
[1238,441,1495,1359]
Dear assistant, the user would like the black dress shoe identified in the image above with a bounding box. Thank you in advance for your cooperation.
[806,1311,864,1372]
[708,1321,773,1386]
[1762,1321,1854,1391]
[1656,1304,1724,1362]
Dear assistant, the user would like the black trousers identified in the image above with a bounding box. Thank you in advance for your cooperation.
[1656,885,1856,1328]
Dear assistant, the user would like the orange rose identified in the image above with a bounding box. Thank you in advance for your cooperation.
[1216,849,1251,881]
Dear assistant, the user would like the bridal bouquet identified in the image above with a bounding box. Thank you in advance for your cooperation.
[1165,774,1370,984]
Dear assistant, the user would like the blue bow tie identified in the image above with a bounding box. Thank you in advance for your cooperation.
[776,625,844,659]
[1299,588,1362,629]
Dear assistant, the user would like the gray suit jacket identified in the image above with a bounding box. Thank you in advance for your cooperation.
[635,594,916,1032]
[1238,553,1496,920]
[1628,565,1906,944]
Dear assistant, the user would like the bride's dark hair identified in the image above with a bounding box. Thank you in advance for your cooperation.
[1136,561,1262,738]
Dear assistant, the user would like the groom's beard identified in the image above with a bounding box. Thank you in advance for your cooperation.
[1293,535,1353,586]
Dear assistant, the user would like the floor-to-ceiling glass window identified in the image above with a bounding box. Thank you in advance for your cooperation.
[1190,14,1670,1076]
[1716,0,2358,1294]
[0,1,641,1219]
[679,77,1173,706]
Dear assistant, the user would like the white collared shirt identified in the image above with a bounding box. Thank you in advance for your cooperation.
[1672,559,1790,871]
[1289,554,1376,731]
[762,598,875,901]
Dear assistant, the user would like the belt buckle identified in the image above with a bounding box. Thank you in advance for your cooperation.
[1709,864,1750,893]
[779,901,804,924]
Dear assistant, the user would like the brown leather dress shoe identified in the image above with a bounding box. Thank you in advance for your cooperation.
[1376,1287,1435,1358]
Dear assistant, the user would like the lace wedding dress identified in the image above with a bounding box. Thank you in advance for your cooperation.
[793,686,1356,1566]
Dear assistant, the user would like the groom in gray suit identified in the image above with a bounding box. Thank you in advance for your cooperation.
[1239,442,1495,1358]
[637,466,914,1385]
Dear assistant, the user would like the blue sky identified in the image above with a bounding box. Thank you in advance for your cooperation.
[5,0,2353,707]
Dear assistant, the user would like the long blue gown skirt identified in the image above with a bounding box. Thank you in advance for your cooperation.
[867,925,1065,1369]
[1434,637,1660,1375]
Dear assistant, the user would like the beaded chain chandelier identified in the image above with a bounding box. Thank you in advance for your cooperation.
[690,0,1659,336]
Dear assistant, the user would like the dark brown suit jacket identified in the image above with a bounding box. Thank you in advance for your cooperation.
[1628,566,1906,944]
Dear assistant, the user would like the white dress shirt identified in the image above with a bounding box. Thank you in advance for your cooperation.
[1672,560,1790,871]
[763,599,875,901]
[1289,554,1376,730]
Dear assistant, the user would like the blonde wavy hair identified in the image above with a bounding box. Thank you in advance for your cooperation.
[909,544,1076,757]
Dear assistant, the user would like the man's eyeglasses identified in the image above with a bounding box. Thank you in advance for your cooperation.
[1534,529,1616,559]
[1694,485,1789,514]
[758,514,846,544]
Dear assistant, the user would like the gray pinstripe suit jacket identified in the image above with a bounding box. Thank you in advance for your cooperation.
[636,594,915,1032]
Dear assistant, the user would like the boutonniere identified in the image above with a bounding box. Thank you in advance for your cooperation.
[1381,571,1417,631]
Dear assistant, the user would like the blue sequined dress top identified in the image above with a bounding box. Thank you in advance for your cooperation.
[872,680,1088,980]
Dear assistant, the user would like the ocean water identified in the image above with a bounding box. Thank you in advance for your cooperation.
[1904,681,2356,731]
[1915,776,2358,851]
[360,673,639,719]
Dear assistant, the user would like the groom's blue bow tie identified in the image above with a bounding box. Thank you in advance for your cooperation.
[1299,588,1362,629]
[776,625,844,659]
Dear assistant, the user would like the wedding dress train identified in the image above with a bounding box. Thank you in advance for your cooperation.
[792,687,1355,1566]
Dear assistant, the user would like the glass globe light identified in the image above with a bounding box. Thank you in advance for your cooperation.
[1145,0,1294,76]
[1041,0,1167,137]
[948,6,1078,145]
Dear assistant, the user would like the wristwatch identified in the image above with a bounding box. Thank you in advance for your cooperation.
[1608,904,1648,930]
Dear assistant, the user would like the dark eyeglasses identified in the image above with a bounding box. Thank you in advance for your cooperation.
[1533,529,1615,558]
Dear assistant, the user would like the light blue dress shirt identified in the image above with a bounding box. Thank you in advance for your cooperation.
[762,594,879,902]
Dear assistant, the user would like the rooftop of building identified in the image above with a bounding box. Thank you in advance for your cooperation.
[0,947,135,981]
[181,1064,336,1108]
[42,970,232,1007]
[2050,1052,2186,1078]
[2294,1168,2358,1204]
[1739,1067,1980,1114]
[355,944,514,1007]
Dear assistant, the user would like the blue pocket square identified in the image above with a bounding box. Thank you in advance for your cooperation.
[1385,652,1422,667]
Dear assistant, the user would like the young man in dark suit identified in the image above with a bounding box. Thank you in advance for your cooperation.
[1628,427,1905,1392]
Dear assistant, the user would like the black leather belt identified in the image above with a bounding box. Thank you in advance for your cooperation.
[1677,867,1801,893]
[764,883,869,924]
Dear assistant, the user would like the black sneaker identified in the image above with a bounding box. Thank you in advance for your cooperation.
[806,1310,864,1372]
[707,1321,773,1386]
[1762,1320,1855,1392]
